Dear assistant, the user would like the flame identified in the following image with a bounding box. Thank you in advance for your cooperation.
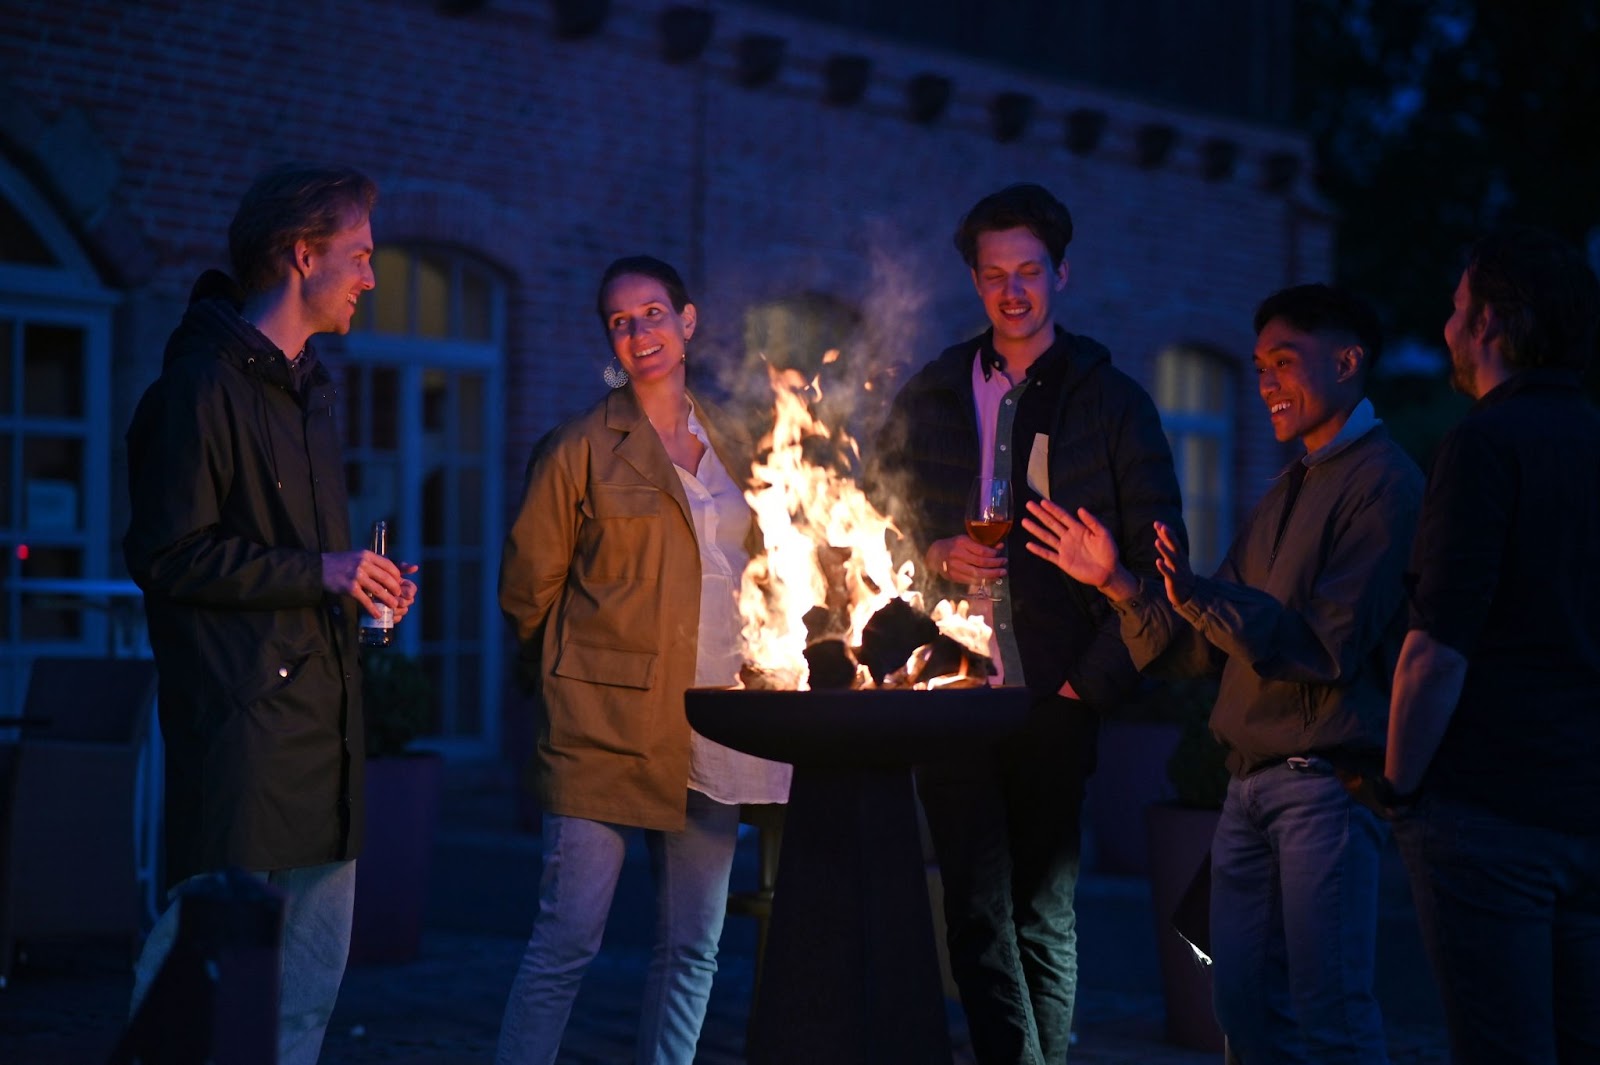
[740,362,990,689]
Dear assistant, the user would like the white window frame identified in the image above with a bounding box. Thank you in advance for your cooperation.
[341,247,507,761]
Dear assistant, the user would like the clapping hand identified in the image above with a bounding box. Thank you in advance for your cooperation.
[1022,499,1119,588]
[1152,520,1195,606]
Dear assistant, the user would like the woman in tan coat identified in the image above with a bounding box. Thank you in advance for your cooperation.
[496,256,789,1065]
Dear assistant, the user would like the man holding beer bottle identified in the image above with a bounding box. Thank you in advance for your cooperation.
[123,163,416,1064]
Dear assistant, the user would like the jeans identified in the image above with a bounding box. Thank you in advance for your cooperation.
[130,860,356,1065]
[1393,793,1600,1065]
[495,789,741,1065]
[1210,761,1388,1065]
[917,694,1097,1065]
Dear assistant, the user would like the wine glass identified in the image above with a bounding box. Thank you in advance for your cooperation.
[964,476,1012,600]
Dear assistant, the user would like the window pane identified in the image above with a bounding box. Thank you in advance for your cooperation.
[459,468,482,543]
[371,247,410,334]
[1189,503,1220,575]
[347,458,399,547]
[1157,347,1232,414]
[461,268,492,342]
[23,437,83,531]
[350,289,373,331]
[458,374,484,454]
[456,652,482,735]
[421,558,446,641]
[1184,435,1222,500]
[416,253,449,339]
[23,324,85,417]
[423,369,448,433]
[21,545,84,639]
[420,652,446,735]
[0,550,10,640]
[344,364,365,446]
[422,469,447,548]
[0,319,13,414]
[458,560,481,640]
[0,435,10,526]
[371,367,400,450]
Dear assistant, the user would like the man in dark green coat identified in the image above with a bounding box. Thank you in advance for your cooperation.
[123,163,416,1064]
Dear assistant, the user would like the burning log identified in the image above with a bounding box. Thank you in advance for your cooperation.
[803,639,861,691]
[858,597,992,690]
[856,596,937,684]
[889,635,990,689]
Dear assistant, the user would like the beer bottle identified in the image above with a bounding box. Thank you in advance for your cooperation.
[358,519,394,647]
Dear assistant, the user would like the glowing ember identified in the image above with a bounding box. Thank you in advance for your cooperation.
[739,360,990,690]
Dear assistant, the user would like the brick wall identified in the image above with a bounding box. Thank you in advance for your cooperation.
[1,0,1324,740]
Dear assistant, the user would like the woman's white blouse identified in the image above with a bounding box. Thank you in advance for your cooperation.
[677,406,791,805]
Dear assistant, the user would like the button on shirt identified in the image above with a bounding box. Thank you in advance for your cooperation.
[677,406,792,806]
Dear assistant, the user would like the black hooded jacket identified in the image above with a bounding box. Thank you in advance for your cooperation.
[124,270,363,886]
[872,327,1185,709]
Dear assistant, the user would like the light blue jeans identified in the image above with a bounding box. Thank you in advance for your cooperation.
[131,860,356,1065]
[1210,761,1389,1065]
[495,789,741,1065]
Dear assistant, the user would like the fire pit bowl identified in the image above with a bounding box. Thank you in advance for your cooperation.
[685,684,1029,770]
[686,685,1030,1064]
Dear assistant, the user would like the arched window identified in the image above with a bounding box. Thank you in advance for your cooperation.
[0,156,118,708]
[1154,344,1235,573]
[341,245,506,757]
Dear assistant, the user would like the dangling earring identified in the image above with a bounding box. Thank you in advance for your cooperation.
[603,358,629,389]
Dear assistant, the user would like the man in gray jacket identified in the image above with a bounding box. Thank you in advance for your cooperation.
[1023,285,1422,1063]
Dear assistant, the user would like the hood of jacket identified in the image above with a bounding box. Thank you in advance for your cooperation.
[164,269,325,394]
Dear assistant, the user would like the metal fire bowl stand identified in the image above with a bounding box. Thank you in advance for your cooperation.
[685,686,1031,1065]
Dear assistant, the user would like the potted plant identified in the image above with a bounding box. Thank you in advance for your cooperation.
[349,652,443,965]
[1144,681,1228,1052]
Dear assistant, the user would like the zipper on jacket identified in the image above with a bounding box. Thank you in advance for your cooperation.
[1267,461,1310,571]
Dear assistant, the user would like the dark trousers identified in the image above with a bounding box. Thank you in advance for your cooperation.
[916,694,1098,1065]
[1394,793,1600,1065]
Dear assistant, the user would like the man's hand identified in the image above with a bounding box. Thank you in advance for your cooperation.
[1022,500,1138,600]
[1335,766,1411,821]
[926,534,1006,589]
[1153,520,1196,606]
[322,550,419,622]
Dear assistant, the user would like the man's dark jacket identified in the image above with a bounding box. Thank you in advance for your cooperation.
[124,270,363,887]
[872,328,1185,708]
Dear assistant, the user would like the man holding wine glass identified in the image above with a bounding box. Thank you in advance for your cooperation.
[872,184,1183,1064]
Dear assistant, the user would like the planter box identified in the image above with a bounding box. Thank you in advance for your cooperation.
[1085,720,1181,874]
[1145,801,1225,1052]
[349,752,443,965]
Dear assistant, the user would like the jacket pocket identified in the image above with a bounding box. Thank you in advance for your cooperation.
[591,483,661,518]
[552,641,657,690]
[577,484,667,580]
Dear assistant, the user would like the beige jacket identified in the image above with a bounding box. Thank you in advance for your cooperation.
[500,387,751,830]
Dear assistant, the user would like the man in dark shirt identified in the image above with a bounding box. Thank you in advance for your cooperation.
[873,184,1183,1064]
[1381,228,1600,1064]
[1026,285,1421,1063]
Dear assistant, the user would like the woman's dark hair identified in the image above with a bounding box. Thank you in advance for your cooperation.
[1253,283,1384,375]
[953,184,1074,270]
[228,163,378,295]
[1464,228,1600,372]
[596,256,694,323]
